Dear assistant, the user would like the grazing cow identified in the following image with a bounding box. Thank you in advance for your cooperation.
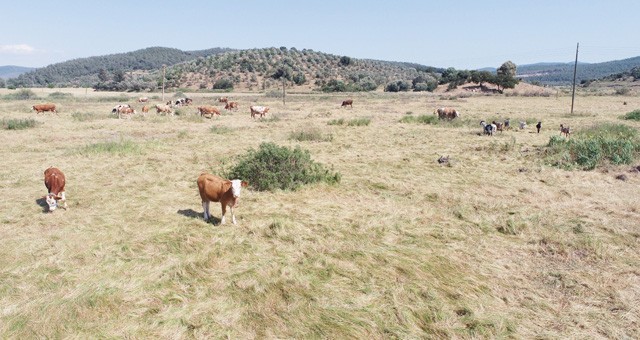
[341,99,353,108]
[536,121,542,133]
[224,101,239,111]
[197,105,221,118]
[138,97,149,103]
[174,97,193,106]
[155,104,174,115]
[434,107,459,120]
[111,104,131,115]
[250,105,269,118]
[43,167,67,212]
[32,103,57,114]
[141,105,149,115]
[560,124,571,138]
[197,173,248,225]
[218,97,229,103]
[480,120,497,136]
[118,107,136,119]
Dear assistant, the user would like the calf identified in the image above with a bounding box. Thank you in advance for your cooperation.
[43,167,67,212]
[225,101,238,111]
[141,105,149,115]
[218,97,228,103]
[492,120,504,133]
[118,107,136,119]
[197,173,248,224]
[250,105,269,118]
[32,103,57,114]
[138,97,149,103]
[341,99,353,108]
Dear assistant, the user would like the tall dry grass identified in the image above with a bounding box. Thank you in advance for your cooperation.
[0,90,638,338]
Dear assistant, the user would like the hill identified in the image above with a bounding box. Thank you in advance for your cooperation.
[6,47,232,88]
[517,57,640,85]
[0,66,34,79]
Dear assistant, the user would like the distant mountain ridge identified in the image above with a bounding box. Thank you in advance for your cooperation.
[516,57,640,85]
[0,66,35,79]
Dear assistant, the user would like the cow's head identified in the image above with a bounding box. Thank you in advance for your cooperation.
[45,193,62,212]
[230,180,248,198]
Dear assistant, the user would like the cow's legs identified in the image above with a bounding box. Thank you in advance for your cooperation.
[202,201,210,221]
[220,203,227,224]
[230,205,237,225]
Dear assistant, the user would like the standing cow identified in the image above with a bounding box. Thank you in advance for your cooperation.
[341,99,353,108]
[197,173,248,225]
[43,167,68,212]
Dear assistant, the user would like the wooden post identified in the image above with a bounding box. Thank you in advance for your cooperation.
[282,60,286,106]
[162,65,166,102]
[571,43,579,114]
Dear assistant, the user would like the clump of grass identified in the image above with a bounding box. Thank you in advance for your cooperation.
[1,118,39,130]
[227,142,341,191]
[96,95,131,103]
[48,92,74,99]
[71,112,111,122]
[210,125,233,134]
[400,115,438,125]
[3,89,37,100]
[327,118,345,126]
[347,117,371,126]
[545,123,640,170]
[76,139,142,156]
[289,128,333,142]
[621,109,640,121]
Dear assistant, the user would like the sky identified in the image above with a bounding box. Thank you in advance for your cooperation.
[2,0,640,70]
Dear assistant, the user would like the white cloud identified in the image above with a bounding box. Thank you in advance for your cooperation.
[0,44,36,54]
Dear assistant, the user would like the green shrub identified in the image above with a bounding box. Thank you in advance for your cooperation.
[1,118,39,130]
[71,112,111,121]
[545,123,640,170]
[327,118,345,126]
[400,114,438,125]
[621,109,640,121]
[227,142,340,191]
[210,125,233,134]
[212,78,234,90]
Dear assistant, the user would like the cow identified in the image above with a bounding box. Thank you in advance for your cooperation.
[174,97,193,106]
[197,173,248,225]
[197,105,221,118]
[341,99,353,108]
[218,97,229,103]
[138,97,149,103]
[118,107,136,119]
[250,105,269,118]
[111,104,131,115]
[434,107,459,120]
[224,101,239,111]
[43,167,67,212]
[155,104,174,115]
[141,105,149,115]
[31,103,57,114]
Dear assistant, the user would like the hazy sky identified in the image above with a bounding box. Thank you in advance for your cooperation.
[2,1,639,69]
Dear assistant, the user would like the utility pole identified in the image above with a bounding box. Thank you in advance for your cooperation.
[162,65,166,102]
[571,43,579,114]
[282,60,286,106]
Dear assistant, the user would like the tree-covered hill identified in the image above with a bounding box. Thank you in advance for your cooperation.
[517,57,640,85]
[7,47,232,88]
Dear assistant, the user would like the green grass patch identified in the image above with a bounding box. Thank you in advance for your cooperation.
[400,114,438,125]
[327,118,345,126]
[48,92,74,100]
[76,139,143,156]
[210,125,233,134]
[227,142,341,191]
[71,112,112,121]
[347,117,371,126]
[545,123,640,170]
[3,89,38,100]
[1,118,39,130]
[289,128,333,142]
[621,109,640,121]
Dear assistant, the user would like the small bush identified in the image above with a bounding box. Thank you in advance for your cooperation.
[4,89,37,100]
[327,118,345,126]
[400,115,438,125]
[212,79,234,90]
[621,109,640,121]
[227,142,341,191]
[1,118,39,130]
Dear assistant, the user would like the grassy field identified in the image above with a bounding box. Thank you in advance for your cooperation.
[0,88,639,338]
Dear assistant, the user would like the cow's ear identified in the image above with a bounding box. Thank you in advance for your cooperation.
[242,181,248,187]
[54,195,63,200]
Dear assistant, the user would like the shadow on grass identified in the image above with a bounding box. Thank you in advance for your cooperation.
[177,209,222,225]
[35,197,49,213]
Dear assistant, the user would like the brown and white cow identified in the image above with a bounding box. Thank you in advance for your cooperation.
[250,105,269,118]
[224,101,238,111]
[138,97,149,103]
[434,107,459,120]
[218,97,229,103]
[197,173,248,224]
[197,105,221,118]
[341,99,353,108]
[118,107,136,119]
[155,104,173,115]
[43,167,67,212]
[141,105,149,115]
[112,104,131,115]
[32,103,57,114]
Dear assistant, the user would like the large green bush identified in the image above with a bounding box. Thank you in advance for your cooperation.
[227,142,340,191]
[545,123,640,170]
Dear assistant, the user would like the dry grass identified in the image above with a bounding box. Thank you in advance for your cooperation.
[0,89,639,338]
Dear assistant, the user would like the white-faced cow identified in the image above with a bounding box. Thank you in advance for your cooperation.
[43,167,67,212]
[32,103,58,114]
[197,173,248,225]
